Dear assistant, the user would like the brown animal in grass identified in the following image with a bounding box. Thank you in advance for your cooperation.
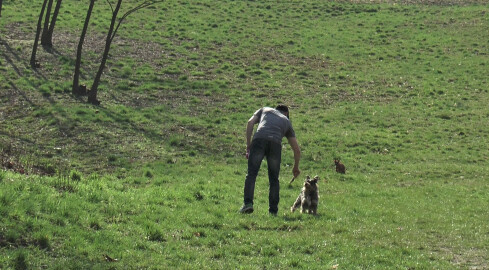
[291,175,319,215]
[334,159,346,174]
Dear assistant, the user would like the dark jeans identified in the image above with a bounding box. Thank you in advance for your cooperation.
[243,138,282,214]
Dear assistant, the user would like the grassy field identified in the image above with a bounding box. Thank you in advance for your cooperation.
[1,0,489,269]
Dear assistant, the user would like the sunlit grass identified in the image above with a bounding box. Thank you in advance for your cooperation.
[1,0,489,269]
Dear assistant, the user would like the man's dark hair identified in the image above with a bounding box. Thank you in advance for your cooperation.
[275,104,289,119]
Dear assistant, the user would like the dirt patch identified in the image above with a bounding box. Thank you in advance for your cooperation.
[438,246,488,269]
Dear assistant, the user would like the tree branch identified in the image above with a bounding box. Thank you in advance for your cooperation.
[110,0,163,42]
[106,0,114,13]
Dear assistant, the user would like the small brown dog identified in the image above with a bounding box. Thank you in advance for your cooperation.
[334,159,346,174]
[291,175,319,215]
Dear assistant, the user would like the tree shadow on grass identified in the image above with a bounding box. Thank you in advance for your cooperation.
[0,34,180,174]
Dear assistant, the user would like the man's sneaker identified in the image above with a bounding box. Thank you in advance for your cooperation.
[239,204,254,214]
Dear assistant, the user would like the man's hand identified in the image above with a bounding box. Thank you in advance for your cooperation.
[287,137,301,178]
[292,166,300,178]
[246,149,250,159]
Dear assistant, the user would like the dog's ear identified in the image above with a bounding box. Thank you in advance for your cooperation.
[306,175,311,181]
[314,175,319,183]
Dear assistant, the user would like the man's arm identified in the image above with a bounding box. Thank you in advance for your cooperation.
[287,137,301,178]
[246,115,259,158]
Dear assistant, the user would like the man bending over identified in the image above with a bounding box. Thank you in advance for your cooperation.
[239,105,301,215]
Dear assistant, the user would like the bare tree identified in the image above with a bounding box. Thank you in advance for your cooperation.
[44,0,63,47]
[40,0,54,46]
[87,0,121,105]
[88,0,162,105]
[31,0,49,67]
[73,0,95,95]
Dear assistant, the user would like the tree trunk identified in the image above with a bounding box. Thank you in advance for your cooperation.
[88,0,122,105]
[0,0,3,17]
[30,0,49,67]
[44,0,62,47]
[73,0,95,96]
[40,0,54,46]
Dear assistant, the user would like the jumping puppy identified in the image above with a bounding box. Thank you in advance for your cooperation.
[291,175,319,215]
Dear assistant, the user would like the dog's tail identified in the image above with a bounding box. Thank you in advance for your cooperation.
[290,195,301,212]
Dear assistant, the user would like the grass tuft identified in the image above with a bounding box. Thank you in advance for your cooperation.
[70,170,82,182]
[13,249,28,270]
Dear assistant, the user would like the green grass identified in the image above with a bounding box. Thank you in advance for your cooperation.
[1,162,487,269]
[1,0,489,269]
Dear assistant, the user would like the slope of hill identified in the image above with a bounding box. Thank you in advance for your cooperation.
[1,0,488,269]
